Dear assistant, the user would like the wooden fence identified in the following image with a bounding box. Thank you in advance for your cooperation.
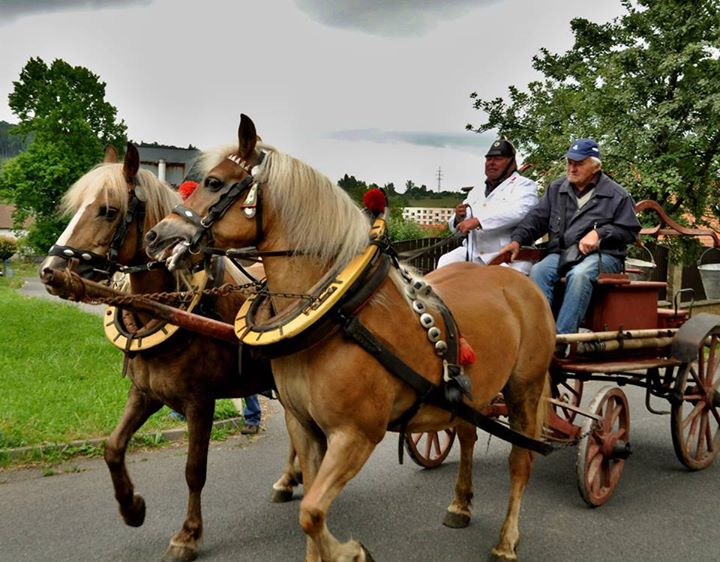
[392,237,462,274]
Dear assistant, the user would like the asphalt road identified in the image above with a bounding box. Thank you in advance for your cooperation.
[1,380,718,562]
[19,275,105,316]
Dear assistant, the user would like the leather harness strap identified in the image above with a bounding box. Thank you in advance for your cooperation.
[341,315,553,456]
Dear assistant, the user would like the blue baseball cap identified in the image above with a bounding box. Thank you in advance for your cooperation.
[566,138,601,161]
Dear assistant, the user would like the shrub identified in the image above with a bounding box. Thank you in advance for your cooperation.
[0,236,17,261]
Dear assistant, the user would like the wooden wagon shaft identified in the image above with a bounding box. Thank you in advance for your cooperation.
[574,336,674,355]
[39,268,238,343]
[556,328,677,344]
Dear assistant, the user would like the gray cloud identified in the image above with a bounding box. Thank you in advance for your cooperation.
[0,0,152,22]
[296,0,499,37]
[330,128,493,154]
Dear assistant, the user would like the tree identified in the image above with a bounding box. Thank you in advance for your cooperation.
[467,0,720,223]
[0,58,127,252]
[0,121,30,160]
[337,173,368,204]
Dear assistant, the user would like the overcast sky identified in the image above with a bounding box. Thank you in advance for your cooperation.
[0,0,625,191]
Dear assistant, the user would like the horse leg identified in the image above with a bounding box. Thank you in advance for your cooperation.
[443,421,477,528]
[491,379,546,561]
[297,428,377,562]
[271,442,302,503]
[282,412,327,562]
[163,402,214,562]
[104,385,162,527]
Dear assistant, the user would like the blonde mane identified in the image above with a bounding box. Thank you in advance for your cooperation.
[62,163,181,229]
[201,143,370,270]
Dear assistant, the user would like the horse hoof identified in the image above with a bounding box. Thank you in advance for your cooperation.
[271,488,294,503]
[162,545,199,562]
[359,542,375,562]
[489,548,517,561]
[443,510,470,529]
[121,494,146,527]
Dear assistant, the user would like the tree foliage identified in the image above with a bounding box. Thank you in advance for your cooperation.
[0,121,30,161]
[0,58,127,252]
[467,0,720,223]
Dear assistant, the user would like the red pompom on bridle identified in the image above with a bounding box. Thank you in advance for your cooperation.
[363,188,387,215]
[178,180,199,200]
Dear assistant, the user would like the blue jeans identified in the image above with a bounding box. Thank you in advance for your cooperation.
[530,252,623,334]
[243,395,261,425]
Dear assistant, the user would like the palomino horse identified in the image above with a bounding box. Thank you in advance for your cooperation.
[146,115,555,562]
[39,144,297,562]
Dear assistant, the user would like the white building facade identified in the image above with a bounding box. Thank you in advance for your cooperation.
[402,206,455,226]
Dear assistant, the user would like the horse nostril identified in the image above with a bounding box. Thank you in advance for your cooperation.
[39,267,54,284]
[145,230,157,243]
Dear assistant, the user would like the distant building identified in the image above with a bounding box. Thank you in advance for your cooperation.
[137,144,200,187]
[0,204,29,239]
[402,206,454,226]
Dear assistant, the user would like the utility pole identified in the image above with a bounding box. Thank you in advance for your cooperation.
[436,166,443,192]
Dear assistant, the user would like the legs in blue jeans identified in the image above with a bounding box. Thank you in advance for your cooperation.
[530,253,624,334]
[529,253,561,305]
[243,395,261,426]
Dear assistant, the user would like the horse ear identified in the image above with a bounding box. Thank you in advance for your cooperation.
[103,145,119,163]
[238,114,257,159]
[123,143,140,184]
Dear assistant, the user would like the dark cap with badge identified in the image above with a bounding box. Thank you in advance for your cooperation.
[566,138,601,161]
[485,139,516,158]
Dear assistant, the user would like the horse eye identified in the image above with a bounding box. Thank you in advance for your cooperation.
[205,177,224,191]
[99,206,119,220]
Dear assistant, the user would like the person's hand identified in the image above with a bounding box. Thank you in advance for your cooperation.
[578,229,600,255]
[454,203,469,219]
[499,241,521,261]
[456,217,481,234]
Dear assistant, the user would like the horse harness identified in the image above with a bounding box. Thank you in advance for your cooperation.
[171,152,275,255]
[48,186,160,278]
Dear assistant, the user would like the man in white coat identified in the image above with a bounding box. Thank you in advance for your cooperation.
[437,139,538,274]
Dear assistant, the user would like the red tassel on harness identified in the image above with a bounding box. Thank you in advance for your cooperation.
[178,180,199,200]
[363,188,387,215]
[458,336,476,366]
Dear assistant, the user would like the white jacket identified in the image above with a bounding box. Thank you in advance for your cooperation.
[446,172,538,271]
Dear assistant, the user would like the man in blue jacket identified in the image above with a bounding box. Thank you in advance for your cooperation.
[500,138,641,334]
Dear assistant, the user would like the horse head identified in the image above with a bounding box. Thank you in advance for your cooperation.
[145,114,263,270]
[39,143,180,294]
[146,113,369,287]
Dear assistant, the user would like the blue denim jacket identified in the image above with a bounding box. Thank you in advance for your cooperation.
[511,172,641,259]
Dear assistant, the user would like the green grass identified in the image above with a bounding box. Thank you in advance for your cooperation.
[0,273,242,467]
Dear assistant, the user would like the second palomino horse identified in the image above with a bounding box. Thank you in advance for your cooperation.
[39,143,298,562]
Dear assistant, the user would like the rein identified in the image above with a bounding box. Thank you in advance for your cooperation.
[397,231,465,262]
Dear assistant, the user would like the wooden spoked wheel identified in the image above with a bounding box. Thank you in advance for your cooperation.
[551,377,584,424]
[576,386,631,507]
[404,429,456,469]
[671,330,720,470]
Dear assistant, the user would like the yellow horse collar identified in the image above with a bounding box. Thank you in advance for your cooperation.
[234,216,387,347]
[104,269,210,351]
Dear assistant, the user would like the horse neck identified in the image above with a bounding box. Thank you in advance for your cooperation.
[259,228,329,294]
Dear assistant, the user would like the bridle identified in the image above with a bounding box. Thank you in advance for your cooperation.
[47,185,156,278]
[171,151,267,252]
